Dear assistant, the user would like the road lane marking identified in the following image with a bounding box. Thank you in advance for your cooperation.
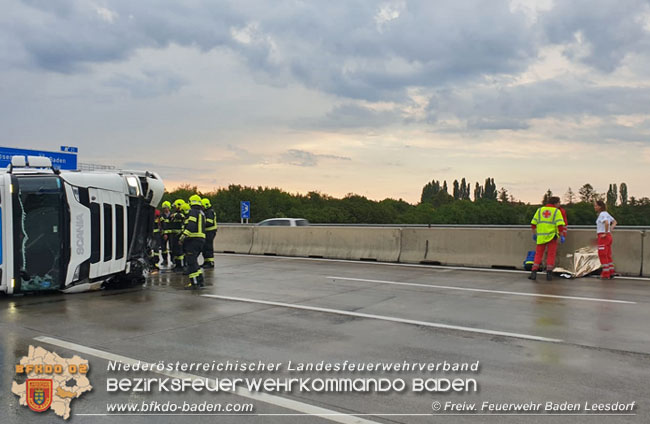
[201,295,563,343]
[34,336,382,424]
[215,253,524,274]
[327,276,637,305]
[214,253,650,281]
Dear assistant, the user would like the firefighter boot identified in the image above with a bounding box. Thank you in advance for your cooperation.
[528,270,537,281]
[184,275,197,290]
[546,271,553,281]
[174,259,183,272]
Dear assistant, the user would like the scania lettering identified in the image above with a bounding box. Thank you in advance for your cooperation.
[75,213,84,255]
[0,155,164,294]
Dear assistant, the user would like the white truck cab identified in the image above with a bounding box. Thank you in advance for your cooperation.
[1,156,164,294]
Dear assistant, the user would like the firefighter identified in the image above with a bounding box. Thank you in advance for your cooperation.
[181,201,191,216]
[168,199,186,271]
[149,209,162,269]
[179,201,192,275]
[529,196,566,281]
[180,194,206,289]
[159,201,172,267]
[201,197,217,269]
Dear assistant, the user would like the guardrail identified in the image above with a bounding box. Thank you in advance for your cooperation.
[213,225,648,277]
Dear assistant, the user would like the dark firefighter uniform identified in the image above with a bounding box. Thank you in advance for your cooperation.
[201,197,217,269]
[179,202,191,274]
[168,199,186,271]
[149,209,162,269]
[180,195,206,288]
[159,201,172,267]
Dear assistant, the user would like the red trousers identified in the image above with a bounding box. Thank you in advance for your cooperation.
[532,238,557,271]
[597,233,614,277]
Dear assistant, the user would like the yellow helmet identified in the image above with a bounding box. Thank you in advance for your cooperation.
[189,194,202,206]
[201,198,211,208]
[173,199,185,210]
[161,200,171,209]
[180,203,191,214]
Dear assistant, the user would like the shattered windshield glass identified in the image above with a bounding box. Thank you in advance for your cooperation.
[15,176,65,291]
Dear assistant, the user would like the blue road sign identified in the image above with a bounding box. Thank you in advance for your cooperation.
[60,145,79,153]
[240,201,251,219]
[0,146,77,170]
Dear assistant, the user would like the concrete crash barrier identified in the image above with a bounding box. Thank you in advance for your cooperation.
[610,230,645,277]
[213,226,254,254]
[643,231,649,277]
[217,225,647,277]
[399,228,532,269]
[399,228,644,276]
[250,227,401,262]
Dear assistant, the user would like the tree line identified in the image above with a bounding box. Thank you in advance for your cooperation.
[162,179,650,225]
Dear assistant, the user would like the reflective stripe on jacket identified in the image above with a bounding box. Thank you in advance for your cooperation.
[167,212,185,234]
[182,206,206,239]
[531,206,565,244]
[160,213,171,234]
[204,208,218,232]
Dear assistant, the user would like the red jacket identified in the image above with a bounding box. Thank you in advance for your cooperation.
[559,207,568,237]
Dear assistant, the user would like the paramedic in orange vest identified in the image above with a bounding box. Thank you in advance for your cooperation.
[528,196,566,281]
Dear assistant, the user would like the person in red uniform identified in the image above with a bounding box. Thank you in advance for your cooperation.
[559,203,568,241]
[594,200,617,279]
[529,196,566,281]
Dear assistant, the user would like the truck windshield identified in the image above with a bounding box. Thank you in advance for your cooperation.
[15,176,65,291]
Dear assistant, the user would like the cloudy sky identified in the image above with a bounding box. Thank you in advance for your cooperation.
[2,0,650,203]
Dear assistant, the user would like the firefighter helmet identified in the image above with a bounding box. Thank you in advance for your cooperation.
[173,199,185,210]
[189,194,202,206]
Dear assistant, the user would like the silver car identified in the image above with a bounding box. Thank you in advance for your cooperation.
[257,218,310,227]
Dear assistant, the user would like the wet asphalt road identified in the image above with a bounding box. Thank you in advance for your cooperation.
[1,253,649,423]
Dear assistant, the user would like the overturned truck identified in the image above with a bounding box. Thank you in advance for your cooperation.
[1,156,164,294]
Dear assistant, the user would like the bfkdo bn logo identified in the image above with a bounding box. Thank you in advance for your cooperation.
[12,346,92,420]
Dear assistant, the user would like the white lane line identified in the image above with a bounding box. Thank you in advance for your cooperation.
[215,253,524,274]
[201,295,563,343]
[327,276,637,305]
[34,336,381,424]
[215,253,650,281]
